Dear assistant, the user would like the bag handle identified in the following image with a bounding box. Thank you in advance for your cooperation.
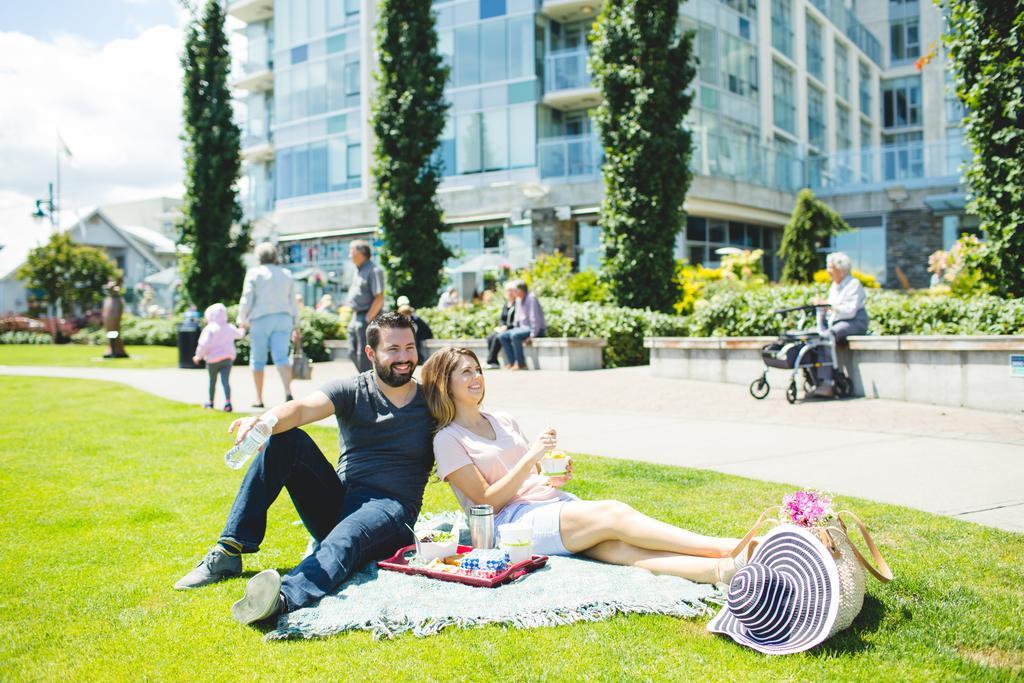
[828,510,894,583]
[729,507,779,560]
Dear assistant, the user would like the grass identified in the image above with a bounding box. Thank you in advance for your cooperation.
[0,376,1022,682]
[0,344,179,369]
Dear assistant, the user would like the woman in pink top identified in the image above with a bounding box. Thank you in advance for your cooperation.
[421,347,745,585]
[193,303,245,412]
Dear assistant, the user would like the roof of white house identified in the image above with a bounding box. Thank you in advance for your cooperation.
[119,224,178,255]
[0,205,172,281]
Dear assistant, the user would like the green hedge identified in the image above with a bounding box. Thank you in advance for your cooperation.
[418,299,689,368]
[0,331,53,345]
[687,285,1024,337]
[71,308,346,364]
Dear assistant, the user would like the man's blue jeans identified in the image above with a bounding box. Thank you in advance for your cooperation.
[497,327,532,367]
[219,428,416,611]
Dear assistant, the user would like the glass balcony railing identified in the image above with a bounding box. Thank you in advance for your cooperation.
[538,134,604,181]
[244,36,273,76]
[808,0,881,65]
[539,132,966,194]
[544,49,593,93]
[820,139,966,192]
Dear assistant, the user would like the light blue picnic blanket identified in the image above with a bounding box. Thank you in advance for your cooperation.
[267,513,723,641]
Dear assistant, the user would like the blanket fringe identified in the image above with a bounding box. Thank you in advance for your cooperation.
[265,595,720,642]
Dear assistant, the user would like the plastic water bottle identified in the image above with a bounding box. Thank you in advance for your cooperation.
[224,414,278,470]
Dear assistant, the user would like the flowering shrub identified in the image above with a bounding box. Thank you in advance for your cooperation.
[812,269,880,289]
[927,235,993,297]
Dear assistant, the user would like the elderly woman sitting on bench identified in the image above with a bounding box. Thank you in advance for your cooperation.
[810,252,869,396]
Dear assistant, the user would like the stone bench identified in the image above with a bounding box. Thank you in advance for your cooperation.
[644,335,1024,413]
[323,339,347,361]
[424,337,607,371]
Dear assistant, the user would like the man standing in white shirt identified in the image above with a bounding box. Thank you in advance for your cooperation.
[811,252,869,395]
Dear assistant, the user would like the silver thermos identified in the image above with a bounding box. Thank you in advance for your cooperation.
[468,504,495,549]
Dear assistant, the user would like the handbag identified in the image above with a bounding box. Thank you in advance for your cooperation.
[730,507,893,636]
[290,337,312,380]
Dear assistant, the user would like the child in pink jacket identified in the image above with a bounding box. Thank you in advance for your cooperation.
[193,303,245,412]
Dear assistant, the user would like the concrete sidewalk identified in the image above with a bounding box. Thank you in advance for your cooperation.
[3,360,1023,532]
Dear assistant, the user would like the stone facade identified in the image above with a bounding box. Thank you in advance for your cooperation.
[885,208,944,288]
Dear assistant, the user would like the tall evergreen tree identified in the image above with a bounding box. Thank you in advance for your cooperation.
[371,0,451,307]
[590,0,695,312]
[178,0,250,309]
[778,188,851,283]
[944,1,1024,298]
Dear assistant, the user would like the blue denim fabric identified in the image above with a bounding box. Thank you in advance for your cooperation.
[497,326,532,367]
[219,429,416,610]
[249,312,293,371]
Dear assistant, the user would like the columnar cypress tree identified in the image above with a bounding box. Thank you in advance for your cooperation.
[179,0,250,309]
[371,0,451,307]
[944,1,1024,298]
[778,188,851,283]
[590,0,695,312]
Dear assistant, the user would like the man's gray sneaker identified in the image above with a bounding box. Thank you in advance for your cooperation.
[174,547,242,590]
[231,569,283,624]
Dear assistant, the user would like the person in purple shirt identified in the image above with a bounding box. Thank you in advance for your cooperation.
[497,280,545,371]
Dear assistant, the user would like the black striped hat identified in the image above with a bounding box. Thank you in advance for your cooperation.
[707,525,840,655]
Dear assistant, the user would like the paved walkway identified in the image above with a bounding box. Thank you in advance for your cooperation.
[3,361,1023,532]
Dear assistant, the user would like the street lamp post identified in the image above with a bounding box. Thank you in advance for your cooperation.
[32,183,57,229]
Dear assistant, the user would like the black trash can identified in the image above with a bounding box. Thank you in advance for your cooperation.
[177,322,203,369]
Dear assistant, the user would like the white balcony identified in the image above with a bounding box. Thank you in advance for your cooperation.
[541,0,603,23]
[232,67,273,92]
[242,140,274,164]
[228,0,273,24]
[543,49,602,111]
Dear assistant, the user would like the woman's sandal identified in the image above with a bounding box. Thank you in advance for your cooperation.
[251,402,264,409]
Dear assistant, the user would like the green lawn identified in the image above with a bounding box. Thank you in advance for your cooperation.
[0,344,179,369]
[0,377,1021,681]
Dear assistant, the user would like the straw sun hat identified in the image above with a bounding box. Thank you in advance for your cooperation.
[707,525,841,655]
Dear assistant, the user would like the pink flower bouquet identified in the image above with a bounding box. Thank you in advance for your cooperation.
[781,490,836,528]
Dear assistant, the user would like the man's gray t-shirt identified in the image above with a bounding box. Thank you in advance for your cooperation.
[320,372,434,512]
[346,260,385,313]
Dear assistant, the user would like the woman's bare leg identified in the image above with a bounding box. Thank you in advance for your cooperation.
[582,540,738,584]
[559,500,738,558]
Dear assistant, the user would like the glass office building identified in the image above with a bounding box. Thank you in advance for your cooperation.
[231,0,967,293]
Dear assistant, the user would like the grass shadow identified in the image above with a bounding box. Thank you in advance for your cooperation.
[812,593,888,656]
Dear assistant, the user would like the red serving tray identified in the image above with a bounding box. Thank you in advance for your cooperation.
[378,544,548,588]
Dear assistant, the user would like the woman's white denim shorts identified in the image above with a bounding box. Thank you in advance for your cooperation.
[249,312,292,371]
[494,494,579,557]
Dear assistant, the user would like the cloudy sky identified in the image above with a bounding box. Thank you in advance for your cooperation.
[0,0,233,220]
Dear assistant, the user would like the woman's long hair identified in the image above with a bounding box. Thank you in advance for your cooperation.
[420,346,484,432]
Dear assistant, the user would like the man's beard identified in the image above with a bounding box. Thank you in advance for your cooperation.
[374,357,415,387]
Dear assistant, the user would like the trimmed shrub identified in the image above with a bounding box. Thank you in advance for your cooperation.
[71,316,180,346]
[418,299,689,368]
[688,286,1024,337]
[0,331,54,345]
[227,305,344,364]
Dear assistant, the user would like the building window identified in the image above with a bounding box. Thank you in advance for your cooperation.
[889,17,920,63]
[772,0,793,57]
[808,84,826,149]
[945,70,965,124]
[445,15,534,88]
[806,15,823,81]
[882,130,924,179]
[834,41,850,102]
[774,136,799,191]
[859,61,872,115]
[835,105,853,183]
[860,119,874,182]
[834,217,886,281]
[445,103,536,176]
[883,76,921,128]
[772,61,795,133]
[836,105,851,150]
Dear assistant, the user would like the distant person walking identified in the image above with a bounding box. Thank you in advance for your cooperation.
[193,303,244,412]
[238,242,300,408]
[497,280,545,371]
[345,240,385,373]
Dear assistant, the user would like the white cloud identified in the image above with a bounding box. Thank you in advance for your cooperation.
[0,23,188,215]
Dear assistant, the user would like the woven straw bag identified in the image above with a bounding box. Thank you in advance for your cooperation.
[731,509,892,637]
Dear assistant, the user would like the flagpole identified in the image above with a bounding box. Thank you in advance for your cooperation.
[55,131,61,230]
